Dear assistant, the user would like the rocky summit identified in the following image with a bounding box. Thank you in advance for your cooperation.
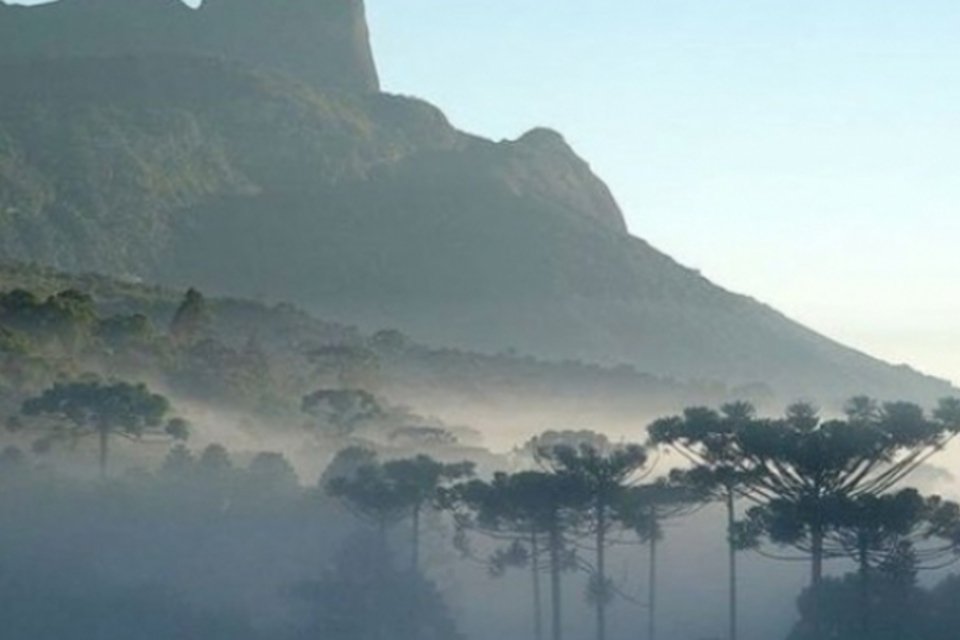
[0,0,379,92]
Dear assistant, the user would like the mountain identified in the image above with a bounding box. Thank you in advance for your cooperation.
[0,0,378,92]
[0,0,953,405]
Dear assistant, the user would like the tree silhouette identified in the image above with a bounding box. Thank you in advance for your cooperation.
[810,488,958,637]
[13,378,187,477]
[648,401,762,640]
[383,455,474,571]
[449,470,585,640]
[537,441,648,640]
[169,288,211,345]
[328,454,472,571]
[732,398,960,638]
[244,451,300,499]
[619,475,706,640]
[0,288,97,351]
[320,446,379,488]
[328,462,411,540]
[302,388,382,439]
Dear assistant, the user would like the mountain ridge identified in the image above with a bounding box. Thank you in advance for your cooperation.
[0,3,953,405]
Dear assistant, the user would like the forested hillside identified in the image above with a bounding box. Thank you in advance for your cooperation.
[0,261,707,453]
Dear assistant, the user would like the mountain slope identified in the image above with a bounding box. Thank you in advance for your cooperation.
[0,4,953,404]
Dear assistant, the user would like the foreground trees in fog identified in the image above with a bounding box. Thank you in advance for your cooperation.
[536,442,648,640]
[384,455,474,570]
[440,399,960,640]
[451,437,650,640]
[739,399,960,638]
[10,378,188,477]
[327,452,473,571]
[788,560,960,640]
[834,489,960,637]
[619,476,706,640]
[3,377,960,640]
[649,401,763,640]
[451,470,585,640]
[651,397,960,640]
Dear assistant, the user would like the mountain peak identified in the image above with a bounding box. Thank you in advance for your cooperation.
[515,127,570,151]
[0,0,379,92]
[501,128,627,233]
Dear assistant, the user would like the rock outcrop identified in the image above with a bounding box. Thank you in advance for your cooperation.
[0,0,379,92]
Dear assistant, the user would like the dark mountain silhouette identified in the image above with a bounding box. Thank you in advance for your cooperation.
[0,0,952,403]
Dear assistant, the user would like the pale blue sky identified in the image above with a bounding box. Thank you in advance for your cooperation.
[364,0,960,386]
[9,0,960,386]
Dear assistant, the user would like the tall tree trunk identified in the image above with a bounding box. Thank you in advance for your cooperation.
[810,522,825,640]
[857,535,870,639]
[549,523,563,640]
[98,429,109,479]
[531,531,544,640]
[726,489,738,640]
[647,511,658,640]
[596,501,607,640]
[375,515,390,640]
[412,502,421,572]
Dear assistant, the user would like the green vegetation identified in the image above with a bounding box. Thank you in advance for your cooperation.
[0,262,701,447]
[16,378,187,477]
[0,51,950,402]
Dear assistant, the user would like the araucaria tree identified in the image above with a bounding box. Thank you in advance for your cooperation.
[733,398,960,638]
[327,453,473,572]
[449,470,585,640]
[827,488,960,637]
[619,475,707,640]
[648,401,765,640]
[383,455,474,571]
[327,462,413,540]
[12,378,188,477]
[537,441,648,640]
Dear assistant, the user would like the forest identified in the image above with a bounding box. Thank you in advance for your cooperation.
[1,275,959,640]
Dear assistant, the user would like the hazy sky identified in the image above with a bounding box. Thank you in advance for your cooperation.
[9,0,960,386]
[362,0,960,386]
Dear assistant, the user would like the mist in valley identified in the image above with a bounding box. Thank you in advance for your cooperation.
[0,278,957,640]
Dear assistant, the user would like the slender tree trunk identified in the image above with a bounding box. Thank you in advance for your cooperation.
[549,523,563,640]
[531,531,544,640]
[857,535,870,639]
[376,515,390,640]
[412,502,421,572]
[596,502,607,640]
[377,515,391,571]
[726,489,738,640]
[98,429,109,479]
[810,522,825,640]
[647,512,658,640]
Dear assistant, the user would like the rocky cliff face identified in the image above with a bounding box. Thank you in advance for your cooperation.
[0,0,379,92]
